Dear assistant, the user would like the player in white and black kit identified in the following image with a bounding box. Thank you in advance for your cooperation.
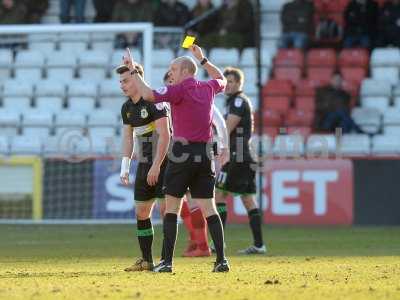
[215,67,266,255]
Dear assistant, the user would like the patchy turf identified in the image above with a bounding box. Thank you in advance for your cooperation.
[0,225,399,300]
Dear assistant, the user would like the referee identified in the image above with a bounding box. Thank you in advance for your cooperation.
[215,67,266,255]
[124,45,229,273]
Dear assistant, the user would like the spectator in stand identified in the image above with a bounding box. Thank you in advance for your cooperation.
[314,74,361,133]
[279,0,314,49]
[201,0,255,50]
[376,0,400,48]
[0,0,27,24]
[343,0,378,48]
[60,0,86,23]
[93,0,115,23]
[112,0,153,48]
[24,0,48,23]
[154,0,191,27]
[188,0,219,45]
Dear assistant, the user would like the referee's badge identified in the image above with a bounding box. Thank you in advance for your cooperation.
[234,98,243,108]
[140,108,148,119]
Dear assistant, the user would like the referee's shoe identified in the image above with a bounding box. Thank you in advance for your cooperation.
[212,259,230,272]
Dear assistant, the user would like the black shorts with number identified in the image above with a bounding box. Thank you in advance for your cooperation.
[134,160,167,201]
[216,160,256,195]
[164,142,215,199]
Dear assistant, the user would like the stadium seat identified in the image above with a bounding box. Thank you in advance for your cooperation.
[306,67,334,82]
[68,97,96,113]
[263,96,291,114]
[273,134,305,157]
[209,48,240,67]
[35,97,64,114]
[249,134,274,157]
[306,48,336,68]
[99,79,122,98]
[151,67,168,88]
[0,135,9,155]
[295,78,327,96]
[371,134,400,155]
[273,66,302,84]
[0,49,13,80]
[352,107,381,134]
[286,126,311,137]
[360,79,392,98]
[242,67,269,96]
[338,48,369,69]
[370,48,400,67]
[262,108,283,127]
[99,97,125,115]
[294,96,315,112]
[340,67,367,85]
[88,109,118,127]
[46,51,77,81]
[68,80,98,98]
[59,33,89,53]
[22,111,53,139]
[55,112,86,128]
[90,32,115,52]
[14,50,45,81]
[88,127,116,139]
[262,127,280,138]
[78,50,110,80]
[361,97,390,114]
[3,80,33,97]
[274,49,304,68]
[35,80,66,98]
[2,97,32,112]
[383,108,400,135]
[285,109,314,126]
[263,79,294,97]
[10,135,42,155]
[371,67,399,85]
[0,110,20,137]
[306,134,337,157]
[338,134,370,156]
[152,49,175,68]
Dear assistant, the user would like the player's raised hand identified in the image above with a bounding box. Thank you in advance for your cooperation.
[189,44,204,61]
[147,164,160,186]
[123,47,135,71]
[120,173,130,186]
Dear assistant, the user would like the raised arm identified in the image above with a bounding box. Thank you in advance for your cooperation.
[123,48,155,101]
[189,44,226,82]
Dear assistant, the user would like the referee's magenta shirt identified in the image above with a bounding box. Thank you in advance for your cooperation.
[153,77,225,143]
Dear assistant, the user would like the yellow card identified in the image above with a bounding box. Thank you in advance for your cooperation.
[181,36,196,48]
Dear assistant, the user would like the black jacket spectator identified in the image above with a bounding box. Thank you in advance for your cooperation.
[24,0,48,23]
[189,0,219,40]
[0,0,27,24]
[154,0,190,27]
[281,0,314,35]
[376,0,400,47]
[93,0,115,23]
[343,0,378,45]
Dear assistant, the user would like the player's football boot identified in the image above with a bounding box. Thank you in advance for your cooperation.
[237,244,267,255]
[153,261,172,273]
[124,258,154,272]
[212,259,230,272]
[184,247,211,257]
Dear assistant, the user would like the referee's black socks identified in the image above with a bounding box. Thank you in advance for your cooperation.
[163,213,178,265]
[206,214,225,263]
[216,203,227,228]
[137,218,154,263]
[248,209,264,248]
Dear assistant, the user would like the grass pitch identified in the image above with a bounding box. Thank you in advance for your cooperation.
[0,225,399,300]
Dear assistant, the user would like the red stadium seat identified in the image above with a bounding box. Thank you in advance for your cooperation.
[263,108,283,127]
[263,127,280,138]
[307,67,335,82]
[306,48,337,68]
[274,49,304,68]
[295,78,328,96]
[262,79,294,97]
[285,109,314,127]
[338,48,369,68]
[263,96,291,114]
[273,67,302,84]
[341,79,360,107]
[286,126,312,137]
[340,67,367,85]
[295,96,315,112]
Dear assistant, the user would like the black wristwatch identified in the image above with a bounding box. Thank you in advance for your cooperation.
[200,57,208,65]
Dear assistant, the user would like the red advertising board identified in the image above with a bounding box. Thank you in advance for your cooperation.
[226,159,353,225]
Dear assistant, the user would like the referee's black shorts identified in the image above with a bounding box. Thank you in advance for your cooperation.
[134,159,167,202]
[216,158,256,195]
[164,142,215,199]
